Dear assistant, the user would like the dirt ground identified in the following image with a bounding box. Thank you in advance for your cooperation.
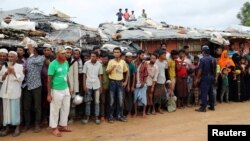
[1,101,250,141]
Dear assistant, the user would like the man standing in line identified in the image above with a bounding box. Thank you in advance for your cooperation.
[133,50,148,118]
[82,52,103,124]
[106,47,128,123]
[47,46,72,137]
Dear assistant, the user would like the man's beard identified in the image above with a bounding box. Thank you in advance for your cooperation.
[58,56,66,63]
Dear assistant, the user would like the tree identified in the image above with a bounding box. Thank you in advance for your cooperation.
[237,2,250,26]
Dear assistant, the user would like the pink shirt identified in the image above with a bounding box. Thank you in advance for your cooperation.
[123,12,130,21]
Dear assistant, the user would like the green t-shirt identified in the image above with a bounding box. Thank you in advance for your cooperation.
[48,60,69,90]
[222,75,229,87]
[127,62,136,87]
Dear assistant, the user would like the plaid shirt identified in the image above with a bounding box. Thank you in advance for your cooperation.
[134,59,148,84]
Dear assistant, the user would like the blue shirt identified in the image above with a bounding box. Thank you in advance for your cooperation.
[26,55,45,90]
[198,55,216,77]
[116,12,123,21]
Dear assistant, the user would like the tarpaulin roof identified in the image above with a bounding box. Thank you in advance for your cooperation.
[98,18,250,41]
[0,7,100,47]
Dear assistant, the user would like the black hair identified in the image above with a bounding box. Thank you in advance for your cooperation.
[125,8,128,10]
[101,53,109,58]
[161,43,166,47]
[132,11,134,12]
[170,49,178,57]
[158,49,166,56]
[179,49,186,54]
[151,53,158,58]
[137,50,145,55]
[91,51,99,57]
[113,47,121,53]
[183,46,189,49]
[194,55,199,61]
[93,46,100,51]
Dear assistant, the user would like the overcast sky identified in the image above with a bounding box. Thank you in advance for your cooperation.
[0,0,248,29]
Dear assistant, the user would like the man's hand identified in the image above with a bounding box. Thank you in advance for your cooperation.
[83,86,87,94]
[69,87,73,95]
[140,83,145,88]
[131,87,135,92]
[151,86,154,93]
[47,94,52,103]
[126,86,130,92]
[194,78,199,88]
[122,82,127,87]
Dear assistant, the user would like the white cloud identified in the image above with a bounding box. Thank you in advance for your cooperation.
[0,0,248,29]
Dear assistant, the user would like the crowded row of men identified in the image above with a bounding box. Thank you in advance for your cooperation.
[0,41,249,137]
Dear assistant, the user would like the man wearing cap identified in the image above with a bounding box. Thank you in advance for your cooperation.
[195,45,216,112]
[0,51,24,137]
[73,48,84,117]
[65,46,78,123]
[124,52,136,117]
[0,48,8,132]
[41,44,55,125]
[23,41,45,132]
[47,46,72,137]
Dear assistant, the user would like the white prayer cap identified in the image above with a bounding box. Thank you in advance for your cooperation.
[125,52,133,57]
[42,43,52,48]
[9,51,18,56]
[26,40,37,48]
[65,46,72,50]
[73,47,81,52]
[0,48,8,54]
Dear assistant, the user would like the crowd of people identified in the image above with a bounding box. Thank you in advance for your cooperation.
[0,41,249,137]
[116,8,147,21]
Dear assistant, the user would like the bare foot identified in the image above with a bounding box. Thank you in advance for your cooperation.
[133,113,137,118]
[52,128,62,137]
[142,113,146,118]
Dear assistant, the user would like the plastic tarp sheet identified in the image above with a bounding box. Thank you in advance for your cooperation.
[50,22,69,30]
[1,20,36,31]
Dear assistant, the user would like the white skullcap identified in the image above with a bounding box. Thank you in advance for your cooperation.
[9,51,17,56]
[74,47,81,52]
[26,40,37,48]
[65,46,72,50]
[43,43,52,48]
[125,52,133,57]
[0,48,8,54]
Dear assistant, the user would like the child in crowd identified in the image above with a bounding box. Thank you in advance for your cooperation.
[220,68,229,103]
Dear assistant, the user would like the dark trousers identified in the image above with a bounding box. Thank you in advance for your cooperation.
[24,86,42,126]
[200,76,214,109]
[100,89,108,117]
[108,80,124,120]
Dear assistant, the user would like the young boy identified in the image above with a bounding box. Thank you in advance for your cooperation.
[193,56,200,106]
[220,68,229,103]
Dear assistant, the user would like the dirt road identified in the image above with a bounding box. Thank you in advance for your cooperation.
[1,101,250,141]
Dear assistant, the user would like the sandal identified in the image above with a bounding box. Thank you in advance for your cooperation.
[58,126,72,132]
[52,129,62,137]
